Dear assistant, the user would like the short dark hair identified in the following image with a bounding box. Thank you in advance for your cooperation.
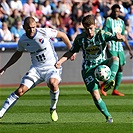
[24,17,35,26]
[82,15,95,27]
[111,4,121,10]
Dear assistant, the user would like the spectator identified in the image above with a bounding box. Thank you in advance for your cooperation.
[71,1,83,17]
[6,9,22,30]
[50,0,58,11]
[125,18,133,40]
[56,1,64,14]
[42,0,52,19]
[10,0,23,12]
[10,19,25,42]
[39,15,47,28]
[92,0,99,15]
[35,3,43,20]
[100,0,116,19]
[95,8,103,29]
[60,9,72,31]
[125,4,133,29]
[71,8,83,23]
[67,21,82,41]
[20,0,27,5]
[23,0,36,17]
[0,0,12,21]
[60,0,72,14]
[51,9,61,28]
[83,0,92,14]
[117,0,128,20]
[0,22,13,42]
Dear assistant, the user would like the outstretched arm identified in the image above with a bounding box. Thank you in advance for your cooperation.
[55,51,74,69]
[56,31,76,61]
[0,50,23,75]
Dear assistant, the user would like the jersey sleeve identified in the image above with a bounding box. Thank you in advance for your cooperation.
[100,30,118,42]
[17,39,25,52]
[44,28,58,38]
[103,17,111,32]
[69,36,81,53]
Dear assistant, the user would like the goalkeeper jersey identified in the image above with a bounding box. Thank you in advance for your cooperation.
[70,29,119,69]
[103,17,125,52]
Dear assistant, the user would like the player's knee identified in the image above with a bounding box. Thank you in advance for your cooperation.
[111,56,119,62]
[15,85,28,97]
[49,78,59,91]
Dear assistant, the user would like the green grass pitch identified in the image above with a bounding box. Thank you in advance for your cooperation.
[0,84,132,133]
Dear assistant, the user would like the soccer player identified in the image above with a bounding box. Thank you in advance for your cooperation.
[0,17,76,122]
[102,4,133,96]
[55,15,125,123]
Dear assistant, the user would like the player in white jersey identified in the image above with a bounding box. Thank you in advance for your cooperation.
[0,17,76,122]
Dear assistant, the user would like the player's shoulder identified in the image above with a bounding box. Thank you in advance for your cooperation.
[75,32,86,40]
[37,28,46,33]
[97,29,112,36]
[37,28,57,35]
[18,33,27,42]
[106,17,112,21]
[95,29,105,35]
[117,17,124,23]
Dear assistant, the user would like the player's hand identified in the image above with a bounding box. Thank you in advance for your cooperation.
[116,33,125,42]
[70,53,76,61]
[55,61,62,69]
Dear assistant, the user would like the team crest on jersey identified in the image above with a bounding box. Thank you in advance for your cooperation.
[114,27,122,33]
[27,43,30,46]
[86,45,100,54]
[39,38,44,44]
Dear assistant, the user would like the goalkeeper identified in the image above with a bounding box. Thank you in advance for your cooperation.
[55,15,125,123]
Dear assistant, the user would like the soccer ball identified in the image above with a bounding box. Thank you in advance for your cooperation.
[94,65,111,82]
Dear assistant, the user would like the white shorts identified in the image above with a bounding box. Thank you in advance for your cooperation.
[21,65,62,89]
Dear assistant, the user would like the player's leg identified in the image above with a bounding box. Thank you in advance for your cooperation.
[112,51,125,96]
[100,56,119,92]
[0,66,41,119]
[82,69,113,123]
[46,67,62,121]
[91,89,113,123]
[0,84,29,119]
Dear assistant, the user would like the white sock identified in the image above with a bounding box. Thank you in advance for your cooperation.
[50,89,59,110]
[0,92,19,117]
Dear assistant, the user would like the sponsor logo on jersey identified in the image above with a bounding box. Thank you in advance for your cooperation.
[39,38,44,44]
[86,45,100,54]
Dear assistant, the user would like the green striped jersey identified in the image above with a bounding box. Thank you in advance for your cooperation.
[103,17,125,52]
[70,29,118,69]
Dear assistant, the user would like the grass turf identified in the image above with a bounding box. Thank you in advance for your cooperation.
[0,84,132,133]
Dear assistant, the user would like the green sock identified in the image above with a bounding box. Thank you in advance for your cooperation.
[94,98,111,118]
[110,60,119,80]
[114,72,123,90]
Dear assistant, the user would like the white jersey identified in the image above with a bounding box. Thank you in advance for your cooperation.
[17,28,58,68]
